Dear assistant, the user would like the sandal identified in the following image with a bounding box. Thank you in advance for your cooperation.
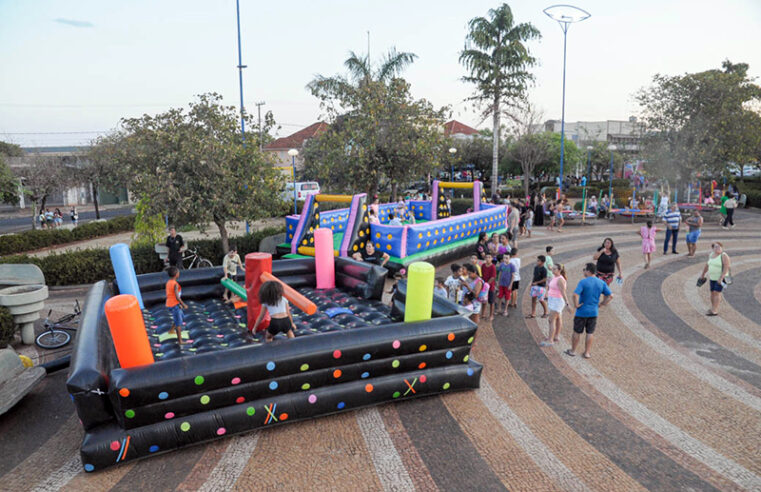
[540,314,549,319]
[583,353,592,359]
[525,314,535,319]
[564,349,576,357]
[706,311,718,317]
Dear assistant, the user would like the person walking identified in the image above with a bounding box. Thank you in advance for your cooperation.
[699,242,731,316]
[685,210,703,257]
[540,263,570,347]
[640,220,657,268]
[723,193,737,229]
[566,263,613,359]
[662,204,682,255]
[593,238,623,285]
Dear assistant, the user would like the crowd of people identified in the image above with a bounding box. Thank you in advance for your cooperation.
[37,207,78,229]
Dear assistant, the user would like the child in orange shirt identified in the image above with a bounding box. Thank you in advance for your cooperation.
[166,266,188,344]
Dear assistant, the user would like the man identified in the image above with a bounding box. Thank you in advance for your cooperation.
[684,210,703,257]
[662,204,681,255]
[352,241,390,267]
[166,226,186,269]
[566,263,613,359]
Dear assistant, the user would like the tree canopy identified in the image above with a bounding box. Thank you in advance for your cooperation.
[0,141,21,205]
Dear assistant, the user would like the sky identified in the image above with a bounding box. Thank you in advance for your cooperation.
[1,0,760,148]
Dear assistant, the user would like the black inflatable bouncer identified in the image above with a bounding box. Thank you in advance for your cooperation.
[66,257,482,472]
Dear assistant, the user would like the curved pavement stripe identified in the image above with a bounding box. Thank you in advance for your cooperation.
[110,444,208,492]
[61,463,135,491]
[31,455,83,492]
[356,408,416,492]
[197,434,259,492]
[723,267,761,326]
[175,439,231,491]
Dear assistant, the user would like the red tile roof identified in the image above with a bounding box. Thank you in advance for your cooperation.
[443,120,479,137]
[264,122,328,150]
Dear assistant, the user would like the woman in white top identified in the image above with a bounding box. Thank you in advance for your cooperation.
[251,281,296,341]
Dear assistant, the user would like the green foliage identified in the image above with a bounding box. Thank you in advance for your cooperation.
[131,197,167,248]
[0,306,15,348]
[0,155,19,205]
[0,215,135,256]
[507,132,551,196]
[0,227,284,286]
[742,189,761,208]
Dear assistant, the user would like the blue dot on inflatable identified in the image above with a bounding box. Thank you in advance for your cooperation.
[158,392,169,400]
[363,353,371,360]
[84,464,94,472]
[266,361,275,371]
[149,445,159,453]
[269,381,278,390]
[361,372,369,379]
[467,368,474,376]
[337,401,345,409]
[446,351,453,359]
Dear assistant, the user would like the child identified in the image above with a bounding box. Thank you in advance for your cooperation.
[222,245,243,302]
[251,281,296,342]
[527,255,548,318]
[165,266,188,344]
[481,253,497,320]
[434,278,448,298]
[508,248,521,308]
[525,208,534,238]
[460,263,485,323]
[462,292,476,315]
[469,254,482,276]
[544,246,555,286]
[445,263,462,303]
[496,254,516,316]
[386,269,406,306]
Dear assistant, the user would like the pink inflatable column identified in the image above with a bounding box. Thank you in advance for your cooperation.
[314,228,335,289]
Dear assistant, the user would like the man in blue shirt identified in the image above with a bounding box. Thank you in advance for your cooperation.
[662,204,682,255]
[565,263,613,359]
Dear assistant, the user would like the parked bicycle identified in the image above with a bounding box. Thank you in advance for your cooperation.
[36,300,81,349]
[164,247,213,270]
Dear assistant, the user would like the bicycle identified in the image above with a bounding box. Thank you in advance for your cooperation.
[36,300,81,349]
[179,247,214,269]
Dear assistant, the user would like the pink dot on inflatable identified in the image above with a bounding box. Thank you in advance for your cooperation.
[333,349,341,359]
[165,412,175,419]
[234,315,241,319]
[231,377,241,385]
[207,318,214,322]
[216,334,224,338]
[154,343,161,347]
[151,325,158,329]
[216,427,226,436]
[236,396,245,403]
[186,339,194,343]
[392,340,401,349]
[308,394,317,404]
[110,441,120,451]
[420,375,427,383]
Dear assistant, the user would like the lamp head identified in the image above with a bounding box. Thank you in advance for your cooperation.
[288,148,299,157]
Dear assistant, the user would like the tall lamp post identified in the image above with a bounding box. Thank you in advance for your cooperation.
[544,5,591,200]
[607,144,616,212]
[234,0,247,142]
[288,149,299,215]
[582,145,593,224]
[448,147,457,181]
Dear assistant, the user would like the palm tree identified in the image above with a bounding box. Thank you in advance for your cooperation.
[460,3,541,195]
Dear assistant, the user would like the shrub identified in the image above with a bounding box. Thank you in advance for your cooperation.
[0,306,15,348]
[0,215,135,256]
[743,189,761,208]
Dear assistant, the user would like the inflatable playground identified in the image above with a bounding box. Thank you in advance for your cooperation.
[66,236,482,472]
[278,180,509,270]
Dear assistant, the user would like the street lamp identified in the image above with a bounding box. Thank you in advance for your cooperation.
[448,147,457,181]
[544,5,591,200]
[288,148,299,215]
[607,144,616,211]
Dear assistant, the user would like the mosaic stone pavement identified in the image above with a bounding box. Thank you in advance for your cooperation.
[1,210,760,491]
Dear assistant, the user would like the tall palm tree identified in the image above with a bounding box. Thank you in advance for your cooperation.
[460,3,540,195]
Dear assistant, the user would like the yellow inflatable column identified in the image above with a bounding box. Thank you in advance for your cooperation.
[404,261,435,322]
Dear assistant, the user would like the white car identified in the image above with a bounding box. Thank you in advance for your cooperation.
[282,182,320,202]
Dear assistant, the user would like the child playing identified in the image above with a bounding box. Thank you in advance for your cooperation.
[445,263,462,303]
[481,253,497,320]
[527,255,548,318]
[251,280,296,342]
[434,278,448,298]
[386,269,406,306]
[165,266,187,344]
[496,254,516,316]
[508,248,521,308]
[222,245,243,302]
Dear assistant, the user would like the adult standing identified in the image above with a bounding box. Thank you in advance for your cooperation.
[639,220,657,268]
[658,192,670,217]
[685,210,704,257]
[722,193,737,229]
[719,191,729,225]
[593,237,623,285]
[507,204,520,248]
[566,263,613,359]
[699,243,731,316]
[166,226,186,269]
[534,194,545,227]
[540,263,570,347]
[662,204,682,255]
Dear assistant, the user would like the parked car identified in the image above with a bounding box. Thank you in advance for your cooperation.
[282,182,320,202]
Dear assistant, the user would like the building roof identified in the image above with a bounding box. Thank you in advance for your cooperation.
[264,122,328,150]
[443,120,479,137]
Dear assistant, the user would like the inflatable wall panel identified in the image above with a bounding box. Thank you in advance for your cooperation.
[408,200,431,221]
[405,205,507,255]
[368,223,405,258]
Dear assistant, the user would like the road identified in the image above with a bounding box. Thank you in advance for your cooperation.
[0,206,134,234]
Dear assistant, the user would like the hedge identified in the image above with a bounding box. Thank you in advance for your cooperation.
[0,226,284,286]
[0,306,14,348]
[0,215,136,256]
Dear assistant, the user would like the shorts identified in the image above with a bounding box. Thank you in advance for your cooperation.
[169,305,184,326]
[526,219,533,230]
[547,296,564,313]
[596,272,615,286]
[511,280,520,291]
[530,286,546,298]
[685,230,701,244]
[498,285,512,299]
[267,316,293,336]
[709,280,724,293]
[487,288,495,304]
[573,316,597,334]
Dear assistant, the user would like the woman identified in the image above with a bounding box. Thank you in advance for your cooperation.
[555,200,565,232]
[540,264,570,347]
[461,263,484,323]
[593,237,623,285]
[474,231,488,260]
[640,220,657,269]
[534,195,545,227]
[699,243,731,316]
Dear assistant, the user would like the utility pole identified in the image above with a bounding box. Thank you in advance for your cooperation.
[235,0,247,143]
[255,101,266,151]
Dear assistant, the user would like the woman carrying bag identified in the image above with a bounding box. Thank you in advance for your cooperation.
[698,242,731,316]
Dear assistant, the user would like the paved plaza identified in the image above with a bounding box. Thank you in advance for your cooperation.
[1,210,760,491]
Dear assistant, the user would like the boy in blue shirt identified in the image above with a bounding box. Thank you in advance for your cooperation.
[565,263,613,359]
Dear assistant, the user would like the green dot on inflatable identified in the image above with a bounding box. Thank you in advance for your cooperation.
[200,395,210,405]
[443,382,451,390]
[467,336,474,344]
[180,422,191,431]
[194,375,205,385]
[246,406,255,416]
[463,355,469,362]
[124,409,135,419]
[392,391,401,398]
[301,383,311,390]
[392,360,400,368]
[300,363,309,371]
[239,323,246,328]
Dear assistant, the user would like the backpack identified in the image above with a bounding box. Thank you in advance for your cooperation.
[476,278,489,303]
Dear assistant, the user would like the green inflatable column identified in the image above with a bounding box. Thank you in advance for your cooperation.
[404,261,435,323]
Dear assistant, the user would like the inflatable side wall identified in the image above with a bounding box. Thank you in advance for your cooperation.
[405,205,507,255]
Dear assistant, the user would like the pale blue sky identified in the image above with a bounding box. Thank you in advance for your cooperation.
[1,0,759,147]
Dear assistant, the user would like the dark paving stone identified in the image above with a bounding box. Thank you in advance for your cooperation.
[633,250,761,389]
[722,267,761,322]
[110,443,208,492]
[397,397,507,491]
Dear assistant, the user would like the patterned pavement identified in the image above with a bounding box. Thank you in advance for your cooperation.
[1,210,760,491]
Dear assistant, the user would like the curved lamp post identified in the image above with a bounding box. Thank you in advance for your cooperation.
[448,147,457,181]
[543,4,591,200]
[288,148,299,214]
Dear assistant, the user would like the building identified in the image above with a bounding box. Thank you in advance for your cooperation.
[263,122,328,172]
[443,120,480,140]
[539,117,643,152]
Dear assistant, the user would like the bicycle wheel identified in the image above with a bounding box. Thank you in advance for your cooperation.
[36,329,71,349]
[197,259,213,269]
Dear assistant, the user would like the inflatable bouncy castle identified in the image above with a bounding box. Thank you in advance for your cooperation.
[66,236,482,472]
[279,180,509,270]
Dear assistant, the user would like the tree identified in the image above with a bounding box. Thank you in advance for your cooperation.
[585,141,624,181]
[304,49,449,198]
[85,133,127,219]
[0,158,19,206]
[0,141,23,158]
[538,132,582,176]
[460,3,541,194]
[508,133,551,198]
[104,93,284,253]
[18,156,71,229]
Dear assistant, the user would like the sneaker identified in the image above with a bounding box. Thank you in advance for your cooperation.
[722,226,728,230]
[730,224,736,229]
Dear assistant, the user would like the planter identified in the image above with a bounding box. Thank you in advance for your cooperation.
[0,285,49,345]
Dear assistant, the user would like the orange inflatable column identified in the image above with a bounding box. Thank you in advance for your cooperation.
[104,294,154,369]
[246,252,272,332]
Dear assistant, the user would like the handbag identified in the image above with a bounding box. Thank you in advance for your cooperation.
[696,277,707,288]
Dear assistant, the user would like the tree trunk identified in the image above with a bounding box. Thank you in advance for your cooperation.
[31,201,38,230]
[92,183,100,219]
[215,218,229,254]
[523,168,530,201]
[491,97,500,197]
[391,182,398,203]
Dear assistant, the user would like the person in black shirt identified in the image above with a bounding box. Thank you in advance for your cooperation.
[593,237,622,285]
[166,226,186,269]
[527,255,548,318]
[352,241,390,267]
